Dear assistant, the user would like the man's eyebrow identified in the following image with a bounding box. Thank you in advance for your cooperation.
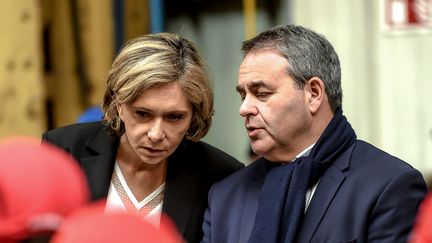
[235,85,244,93]
[236,80,267,93]
[247,80,266,90]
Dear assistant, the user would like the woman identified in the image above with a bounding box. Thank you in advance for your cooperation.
[43,33,244,243]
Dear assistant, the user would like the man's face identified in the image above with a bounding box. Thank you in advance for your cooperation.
[236,50,312,162]
[118,82,193,166]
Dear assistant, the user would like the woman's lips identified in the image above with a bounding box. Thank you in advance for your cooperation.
[142,147,165,155]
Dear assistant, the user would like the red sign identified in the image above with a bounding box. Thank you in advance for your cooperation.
[385,0,431,29]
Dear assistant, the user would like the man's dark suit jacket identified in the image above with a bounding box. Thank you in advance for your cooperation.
[42,122,244,243]
[201,140,427,243]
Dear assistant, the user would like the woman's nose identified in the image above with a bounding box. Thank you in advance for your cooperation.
[148,121,165,142]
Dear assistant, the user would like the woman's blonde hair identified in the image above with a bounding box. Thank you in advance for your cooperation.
[101,33,213,141]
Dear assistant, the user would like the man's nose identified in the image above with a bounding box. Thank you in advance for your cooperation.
[239,96,258,117]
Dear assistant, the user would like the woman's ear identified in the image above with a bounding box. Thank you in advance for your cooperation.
[305,77,326,114]
[117,104,124,121]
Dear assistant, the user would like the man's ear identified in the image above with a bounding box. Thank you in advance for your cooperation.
[305,77,326,114]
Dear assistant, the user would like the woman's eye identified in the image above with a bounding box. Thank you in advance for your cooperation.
[135,110,149,118]
[167,114,184,121]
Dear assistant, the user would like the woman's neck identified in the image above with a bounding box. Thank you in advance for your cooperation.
[116,141,167,201]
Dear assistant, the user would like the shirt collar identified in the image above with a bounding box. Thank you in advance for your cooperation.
[292,143,315,162]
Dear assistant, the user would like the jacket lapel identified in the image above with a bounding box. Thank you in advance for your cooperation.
[238,158,271,243]
[239,174,265,243]
[297,144,355,242]
[162,146,200,235]
[79,126,118,201]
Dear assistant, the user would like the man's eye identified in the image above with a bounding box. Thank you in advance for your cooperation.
[238,93,246,101]
[256,92,271,98]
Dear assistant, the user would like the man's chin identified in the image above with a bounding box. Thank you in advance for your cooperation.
[250,144,267,156]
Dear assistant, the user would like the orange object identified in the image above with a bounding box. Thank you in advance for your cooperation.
[243,0,256,39]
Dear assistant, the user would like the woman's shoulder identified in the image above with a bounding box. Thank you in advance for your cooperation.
[42,121,109,148]
[175,140,244,173]
[46,121,104,134]
[183,140,241,161]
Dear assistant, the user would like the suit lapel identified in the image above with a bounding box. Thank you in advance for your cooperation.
[297,144,355,242]
[239,175,265,243]
[79,126,118,201]
[81,154,116,200]
[162,146,200,235]
[238,159,270,243]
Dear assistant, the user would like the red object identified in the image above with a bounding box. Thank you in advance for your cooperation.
[0,137,89,242]
[385,0,430,28]
[410,193,432,243]
[50,201,184,243]
[408,0,422,24]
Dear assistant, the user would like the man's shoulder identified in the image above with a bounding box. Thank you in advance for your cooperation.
[344,140,424,187]
[211,157,267,190]
[352,140,416,172]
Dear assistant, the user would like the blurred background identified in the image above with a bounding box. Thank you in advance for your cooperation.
[0,0,431,185]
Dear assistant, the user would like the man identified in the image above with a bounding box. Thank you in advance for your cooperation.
[201,24,427,243]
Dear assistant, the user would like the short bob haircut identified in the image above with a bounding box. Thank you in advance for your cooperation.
[102,33,213,141]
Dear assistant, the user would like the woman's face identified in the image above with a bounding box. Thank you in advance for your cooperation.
[118,82,193,166]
